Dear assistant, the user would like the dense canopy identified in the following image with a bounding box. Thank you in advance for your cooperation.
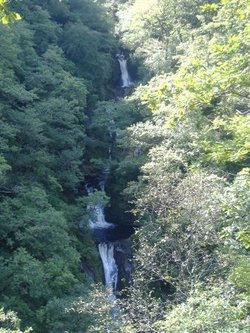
[0,0,249,332]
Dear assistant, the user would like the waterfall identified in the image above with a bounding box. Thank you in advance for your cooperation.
[86,53,133,295]
[87,187,119,294]
[99,243,118,290]
[117,54,132,88]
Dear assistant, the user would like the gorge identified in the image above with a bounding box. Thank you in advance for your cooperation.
[87,55,134,294]
[0,1,249,332]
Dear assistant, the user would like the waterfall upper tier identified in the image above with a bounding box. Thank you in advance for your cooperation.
[117,53,132,88]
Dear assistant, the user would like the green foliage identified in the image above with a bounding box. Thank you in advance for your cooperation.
[87,98,141,162]
[0,187,83,329]
[0,0,21,24]
[62,22,114,94]
[202,114,250,164]
[1,0,249,332]
[155,285,249,333]
[104,0,250,332]
[0,307,31,333]
[0,0,118,331]
[117,0,212,78]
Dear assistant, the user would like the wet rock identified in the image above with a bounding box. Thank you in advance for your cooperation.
[114,240,133,291]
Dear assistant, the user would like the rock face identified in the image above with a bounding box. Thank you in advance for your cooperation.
[80,260,97,282]
[91,223,136,243]
[91,224,134,291]
[113,239,133,291]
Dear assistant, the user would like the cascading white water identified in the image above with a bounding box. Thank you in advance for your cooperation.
[99,242,118,290]
[117,54,132,88]
[87,187,118,293]
[86,53,133,294]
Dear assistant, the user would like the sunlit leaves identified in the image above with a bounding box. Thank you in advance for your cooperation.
[116,0,205,76]
[111,1,250,332]
[0,0,21,24]
[202,114,250,164]
[155,285,249,333]
[0,307,31,332]
[230,258,250,293]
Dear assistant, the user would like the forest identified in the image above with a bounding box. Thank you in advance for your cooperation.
[0,0,249,332]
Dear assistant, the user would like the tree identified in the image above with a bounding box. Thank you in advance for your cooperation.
[0,0,117,331]
[108,1,250,331]
[0,307,31,333]
[0,0,21,24]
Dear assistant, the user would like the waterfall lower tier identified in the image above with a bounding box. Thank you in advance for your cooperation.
[98,243,118,290]
[87,190,119,293]
[86,186,134,293]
